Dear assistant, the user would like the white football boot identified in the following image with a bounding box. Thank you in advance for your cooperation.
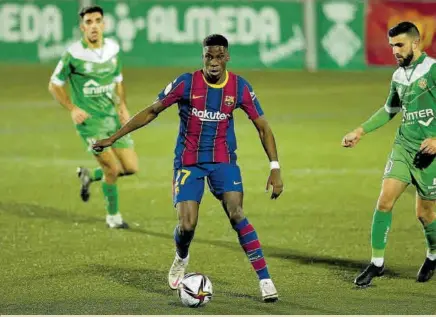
[168,252,189,290]
[260,278,278,302]
[77,167,91,202]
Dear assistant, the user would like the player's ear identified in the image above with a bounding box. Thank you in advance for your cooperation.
[225,52,230,62]
[413,38,420,50]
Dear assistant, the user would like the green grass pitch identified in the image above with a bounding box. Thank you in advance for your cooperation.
[0,64,435,314]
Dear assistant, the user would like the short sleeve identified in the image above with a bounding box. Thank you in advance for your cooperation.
[157,73,191,108]
[239,79,264,120]
[113,53,123,83]
[50,52,72,86]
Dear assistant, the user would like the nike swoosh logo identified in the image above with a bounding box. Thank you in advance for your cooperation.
[233,181,242,185]
[192,95,204,99]
[171,278,180,288]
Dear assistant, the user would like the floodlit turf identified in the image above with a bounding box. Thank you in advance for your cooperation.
[1,64,435,314]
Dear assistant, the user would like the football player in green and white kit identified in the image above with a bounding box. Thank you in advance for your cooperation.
[342,22,436,286]
[49,5,138,229]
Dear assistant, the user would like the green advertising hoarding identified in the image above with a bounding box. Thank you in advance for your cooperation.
[315,0,366,70]
[0,0,80,63]
[0,0,368,70]
[98,0,306,69]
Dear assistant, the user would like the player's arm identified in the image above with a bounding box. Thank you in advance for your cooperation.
[93,74,188,152]
[239,81,283,199]
[342,80,400,148]
[419,64,436,155]
[113,56,130,125]
[48,53,90,124]
[252,116,279,163]
[48,82,75,111]
[252,116,283,199]
[93,100,166,151]
[115,81,130,125]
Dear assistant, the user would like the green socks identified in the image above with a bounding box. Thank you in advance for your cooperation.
[371,210,392,261]
[91,168,104,182]
[369,210,436,263]
[424,220,436,258]
[102,182,119,215]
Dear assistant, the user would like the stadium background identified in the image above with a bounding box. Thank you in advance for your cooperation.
[1,0,436,314]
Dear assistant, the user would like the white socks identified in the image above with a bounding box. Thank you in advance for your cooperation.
[371,257,384,267]
[106,213,123,227]
[427,251,436,261]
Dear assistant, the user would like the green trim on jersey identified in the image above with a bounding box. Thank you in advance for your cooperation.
[50,37,123,118]
[376,53,436,153]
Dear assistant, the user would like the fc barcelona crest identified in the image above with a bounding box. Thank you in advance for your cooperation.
[418,78,427,90]
[224,96,235,107]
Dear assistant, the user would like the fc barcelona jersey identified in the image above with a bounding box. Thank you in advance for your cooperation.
[157,70,264,168]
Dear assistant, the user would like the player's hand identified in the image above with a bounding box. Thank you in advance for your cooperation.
[71,106,90,125]
[92,138,114,153]
[265,169,283,200]
[118,106,130,126]
[342,127,364,148]
[420,138,436,155]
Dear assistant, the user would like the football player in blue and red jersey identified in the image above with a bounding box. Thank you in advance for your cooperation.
[92,34,283,302]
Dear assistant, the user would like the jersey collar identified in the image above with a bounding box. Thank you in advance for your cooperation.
[406,52,426,69]
[202,70,229,88]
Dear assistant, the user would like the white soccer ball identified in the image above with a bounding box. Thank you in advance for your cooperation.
[177,273,213,308]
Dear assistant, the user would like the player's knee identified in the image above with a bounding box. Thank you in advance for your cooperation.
[179,220,197,232]
[376,196,395,212]
[227,205,244,224]
[104,165,121,180]
[416,205,435,226]
[123,164,139,176]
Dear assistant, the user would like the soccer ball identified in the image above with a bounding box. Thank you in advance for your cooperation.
[177,273,213,308]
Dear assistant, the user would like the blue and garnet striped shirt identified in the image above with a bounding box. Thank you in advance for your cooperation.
[157,70,264,169]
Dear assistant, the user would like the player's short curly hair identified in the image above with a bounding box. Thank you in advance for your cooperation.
[388,21,420,38]
[79,5,104,19]
[203,34,229,48]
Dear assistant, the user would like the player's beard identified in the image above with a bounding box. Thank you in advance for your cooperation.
[397,51,414,67]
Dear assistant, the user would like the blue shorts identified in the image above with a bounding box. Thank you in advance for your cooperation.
[172,163,243,205]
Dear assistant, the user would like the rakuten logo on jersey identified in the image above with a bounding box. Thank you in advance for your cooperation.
[191,108,230,122]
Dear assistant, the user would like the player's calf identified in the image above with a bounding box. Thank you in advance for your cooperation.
[222,194,277,301]
[169,202,199,290]
[231,217,278,301]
